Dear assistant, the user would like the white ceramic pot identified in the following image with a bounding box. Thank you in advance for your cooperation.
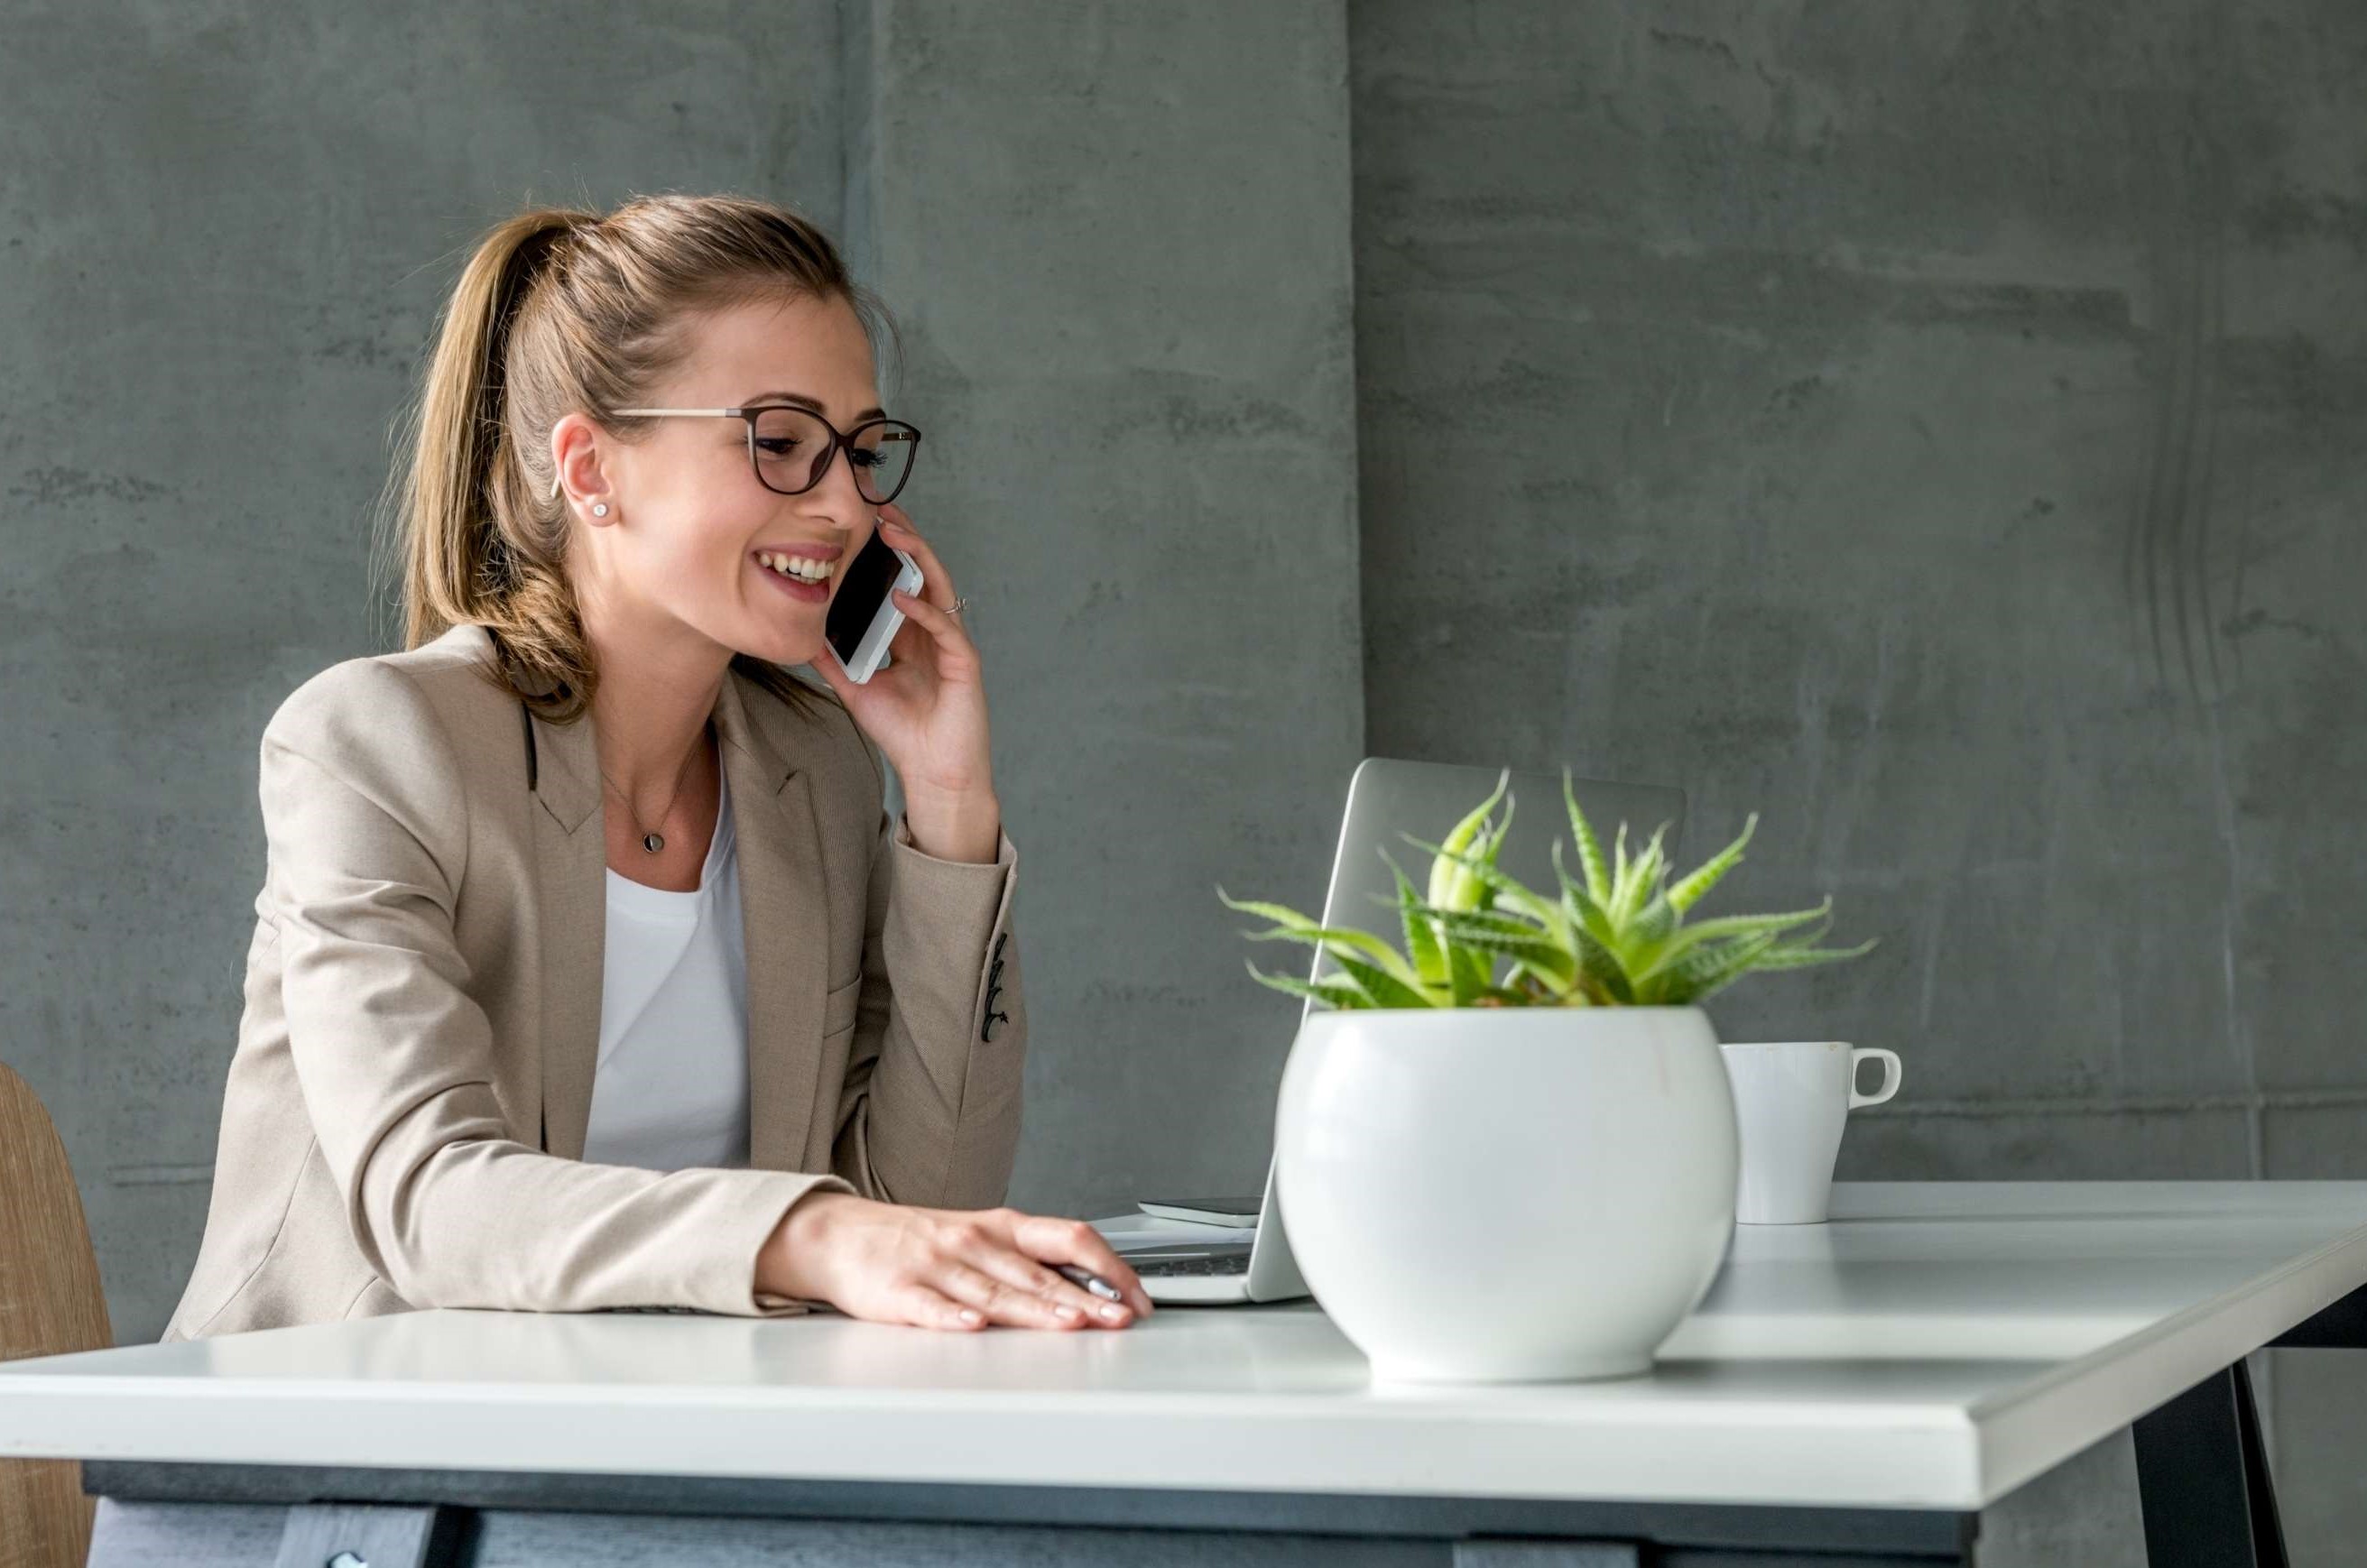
[1273,1005,1736,1382]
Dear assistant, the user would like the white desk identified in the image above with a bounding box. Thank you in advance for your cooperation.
[7,1182,2364,1566]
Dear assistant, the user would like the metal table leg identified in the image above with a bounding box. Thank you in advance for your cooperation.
[2132,1359,2287,1568]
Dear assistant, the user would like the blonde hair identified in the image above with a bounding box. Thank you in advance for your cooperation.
[378,191,899,724]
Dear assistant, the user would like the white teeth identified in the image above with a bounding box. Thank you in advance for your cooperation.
[759,551,831,582]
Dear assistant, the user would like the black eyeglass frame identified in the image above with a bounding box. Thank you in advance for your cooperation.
[550,405,923,505]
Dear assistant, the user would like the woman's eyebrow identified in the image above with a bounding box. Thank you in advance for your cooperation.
[746,390,887,422]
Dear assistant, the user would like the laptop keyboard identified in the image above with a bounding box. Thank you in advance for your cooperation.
[1129,1246,1253,1278]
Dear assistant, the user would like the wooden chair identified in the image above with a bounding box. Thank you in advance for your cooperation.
[0,1059,113,1568]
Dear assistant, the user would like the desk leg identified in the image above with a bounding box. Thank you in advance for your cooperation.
[2131,1360,2288,1568]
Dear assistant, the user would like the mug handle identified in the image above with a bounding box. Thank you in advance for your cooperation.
[1850,1047,1902,1109]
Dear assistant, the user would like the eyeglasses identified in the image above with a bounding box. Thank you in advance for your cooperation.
[547,405,922,505]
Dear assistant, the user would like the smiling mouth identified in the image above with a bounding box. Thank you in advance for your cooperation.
[753,549,835,586]
[752,556,830,608]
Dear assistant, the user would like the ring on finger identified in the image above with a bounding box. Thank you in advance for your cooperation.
[895,587,968,623]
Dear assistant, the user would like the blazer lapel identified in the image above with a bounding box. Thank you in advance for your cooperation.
[521,657,829,1172]
[712,670,830,1173]
[522,680,604,1162]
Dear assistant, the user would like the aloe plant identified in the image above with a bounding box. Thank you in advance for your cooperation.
[1216,769,1873,1010]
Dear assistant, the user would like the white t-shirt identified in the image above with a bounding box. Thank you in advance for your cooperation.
[580,752,751,1171]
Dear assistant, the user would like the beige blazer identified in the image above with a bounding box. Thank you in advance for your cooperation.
[162,621,1025,1342]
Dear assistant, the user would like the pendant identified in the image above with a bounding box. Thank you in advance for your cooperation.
[642,832,664,853]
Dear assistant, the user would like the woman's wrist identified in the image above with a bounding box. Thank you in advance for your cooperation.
[901,788,1001,864]
[757,1186,860,1303]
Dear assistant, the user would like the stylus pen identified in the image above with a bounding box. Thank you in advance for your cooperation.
[1054,1263,1127,1303]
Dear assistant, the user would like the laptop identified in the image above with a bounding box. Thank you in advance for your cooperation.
[1114,755,1686,1305]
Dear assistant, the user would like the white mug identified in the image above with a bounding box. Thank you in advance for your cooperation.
[1719,1041,1902,1225]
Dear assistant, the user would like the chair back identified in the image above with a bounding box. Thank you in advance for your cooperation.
[0,1059,114,1568]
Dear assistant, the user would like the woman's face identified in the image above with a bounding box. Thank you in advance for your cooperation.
[562,291,885,671]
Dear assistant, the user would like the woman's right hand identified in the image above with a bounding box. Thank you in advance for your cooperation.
[755,1191,1156,1331]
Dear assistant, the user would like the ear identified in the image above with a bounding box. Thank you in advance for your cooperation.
[549,411,614,515]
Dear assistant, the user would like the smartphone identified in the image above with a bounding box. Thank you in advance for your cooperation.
[824,530,925,684]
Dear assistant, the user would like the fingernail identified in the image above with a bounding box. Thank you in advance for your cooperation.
[1098,1303,1127,1322]
[959,1307,984,1325]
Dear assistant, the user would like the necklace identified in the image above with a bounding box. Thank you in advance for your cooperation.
[596,725,707,854]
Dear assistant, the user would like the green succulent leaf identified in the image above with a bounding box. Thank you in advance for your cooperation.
[1234,921,1426,992]
[1751,936,1879,973]
[1447,943,1493,1006]
[1552,843,1619,946]
[1400,833,1565,936]
[1609,822,1670,927]
[1667,814,1757,915]
[1428,907,1550,939]
[1379,848,1449,990]
[1439,926,1577,986]
[1654,930,1780,1005]
[1215,888,1326,929]
[1562,769,1613,906]
[1482,793,1514,869]
[1243,959,1373,1010]
[1629,890,1677,948]
[1567,918,1637,1004]
[1324,951,1437,1009]
[1428,770,1509,913]
[1629,899,1835,982]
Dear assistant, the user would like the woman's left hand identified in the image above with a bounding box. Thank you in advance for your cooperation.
[811,503,1001,861]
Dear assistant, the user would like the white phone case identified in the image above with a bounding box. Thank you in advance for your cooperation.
[831,544,925,684]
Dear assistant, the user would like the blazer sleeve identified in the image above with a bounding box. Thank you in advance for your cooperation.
[829,748,1026,1209]
[262,659,854,1317]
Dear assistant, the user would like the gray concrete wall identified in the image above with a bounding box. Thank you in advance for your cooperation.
[1350,2,2364,1561]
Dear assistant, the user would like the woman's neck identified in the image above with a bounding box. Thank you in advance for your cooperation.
[580,608,731,807]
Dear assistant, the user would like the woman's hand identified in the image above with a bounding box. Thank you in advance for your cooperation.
[757,1191,1157,1331]
[811,504,999,862]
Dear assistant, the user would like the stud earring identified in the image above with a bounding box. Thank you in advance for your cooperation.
[592,503,609,518]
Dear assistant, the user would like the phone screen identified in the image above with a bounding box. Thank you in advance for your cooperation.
[826,530,904,665]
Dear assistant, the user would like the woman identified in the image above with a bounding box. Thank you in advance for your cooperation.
[162,193,1151,1341]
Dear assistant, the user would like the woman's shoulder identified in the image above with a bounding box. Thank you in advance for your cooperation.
[263,622,517,771]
